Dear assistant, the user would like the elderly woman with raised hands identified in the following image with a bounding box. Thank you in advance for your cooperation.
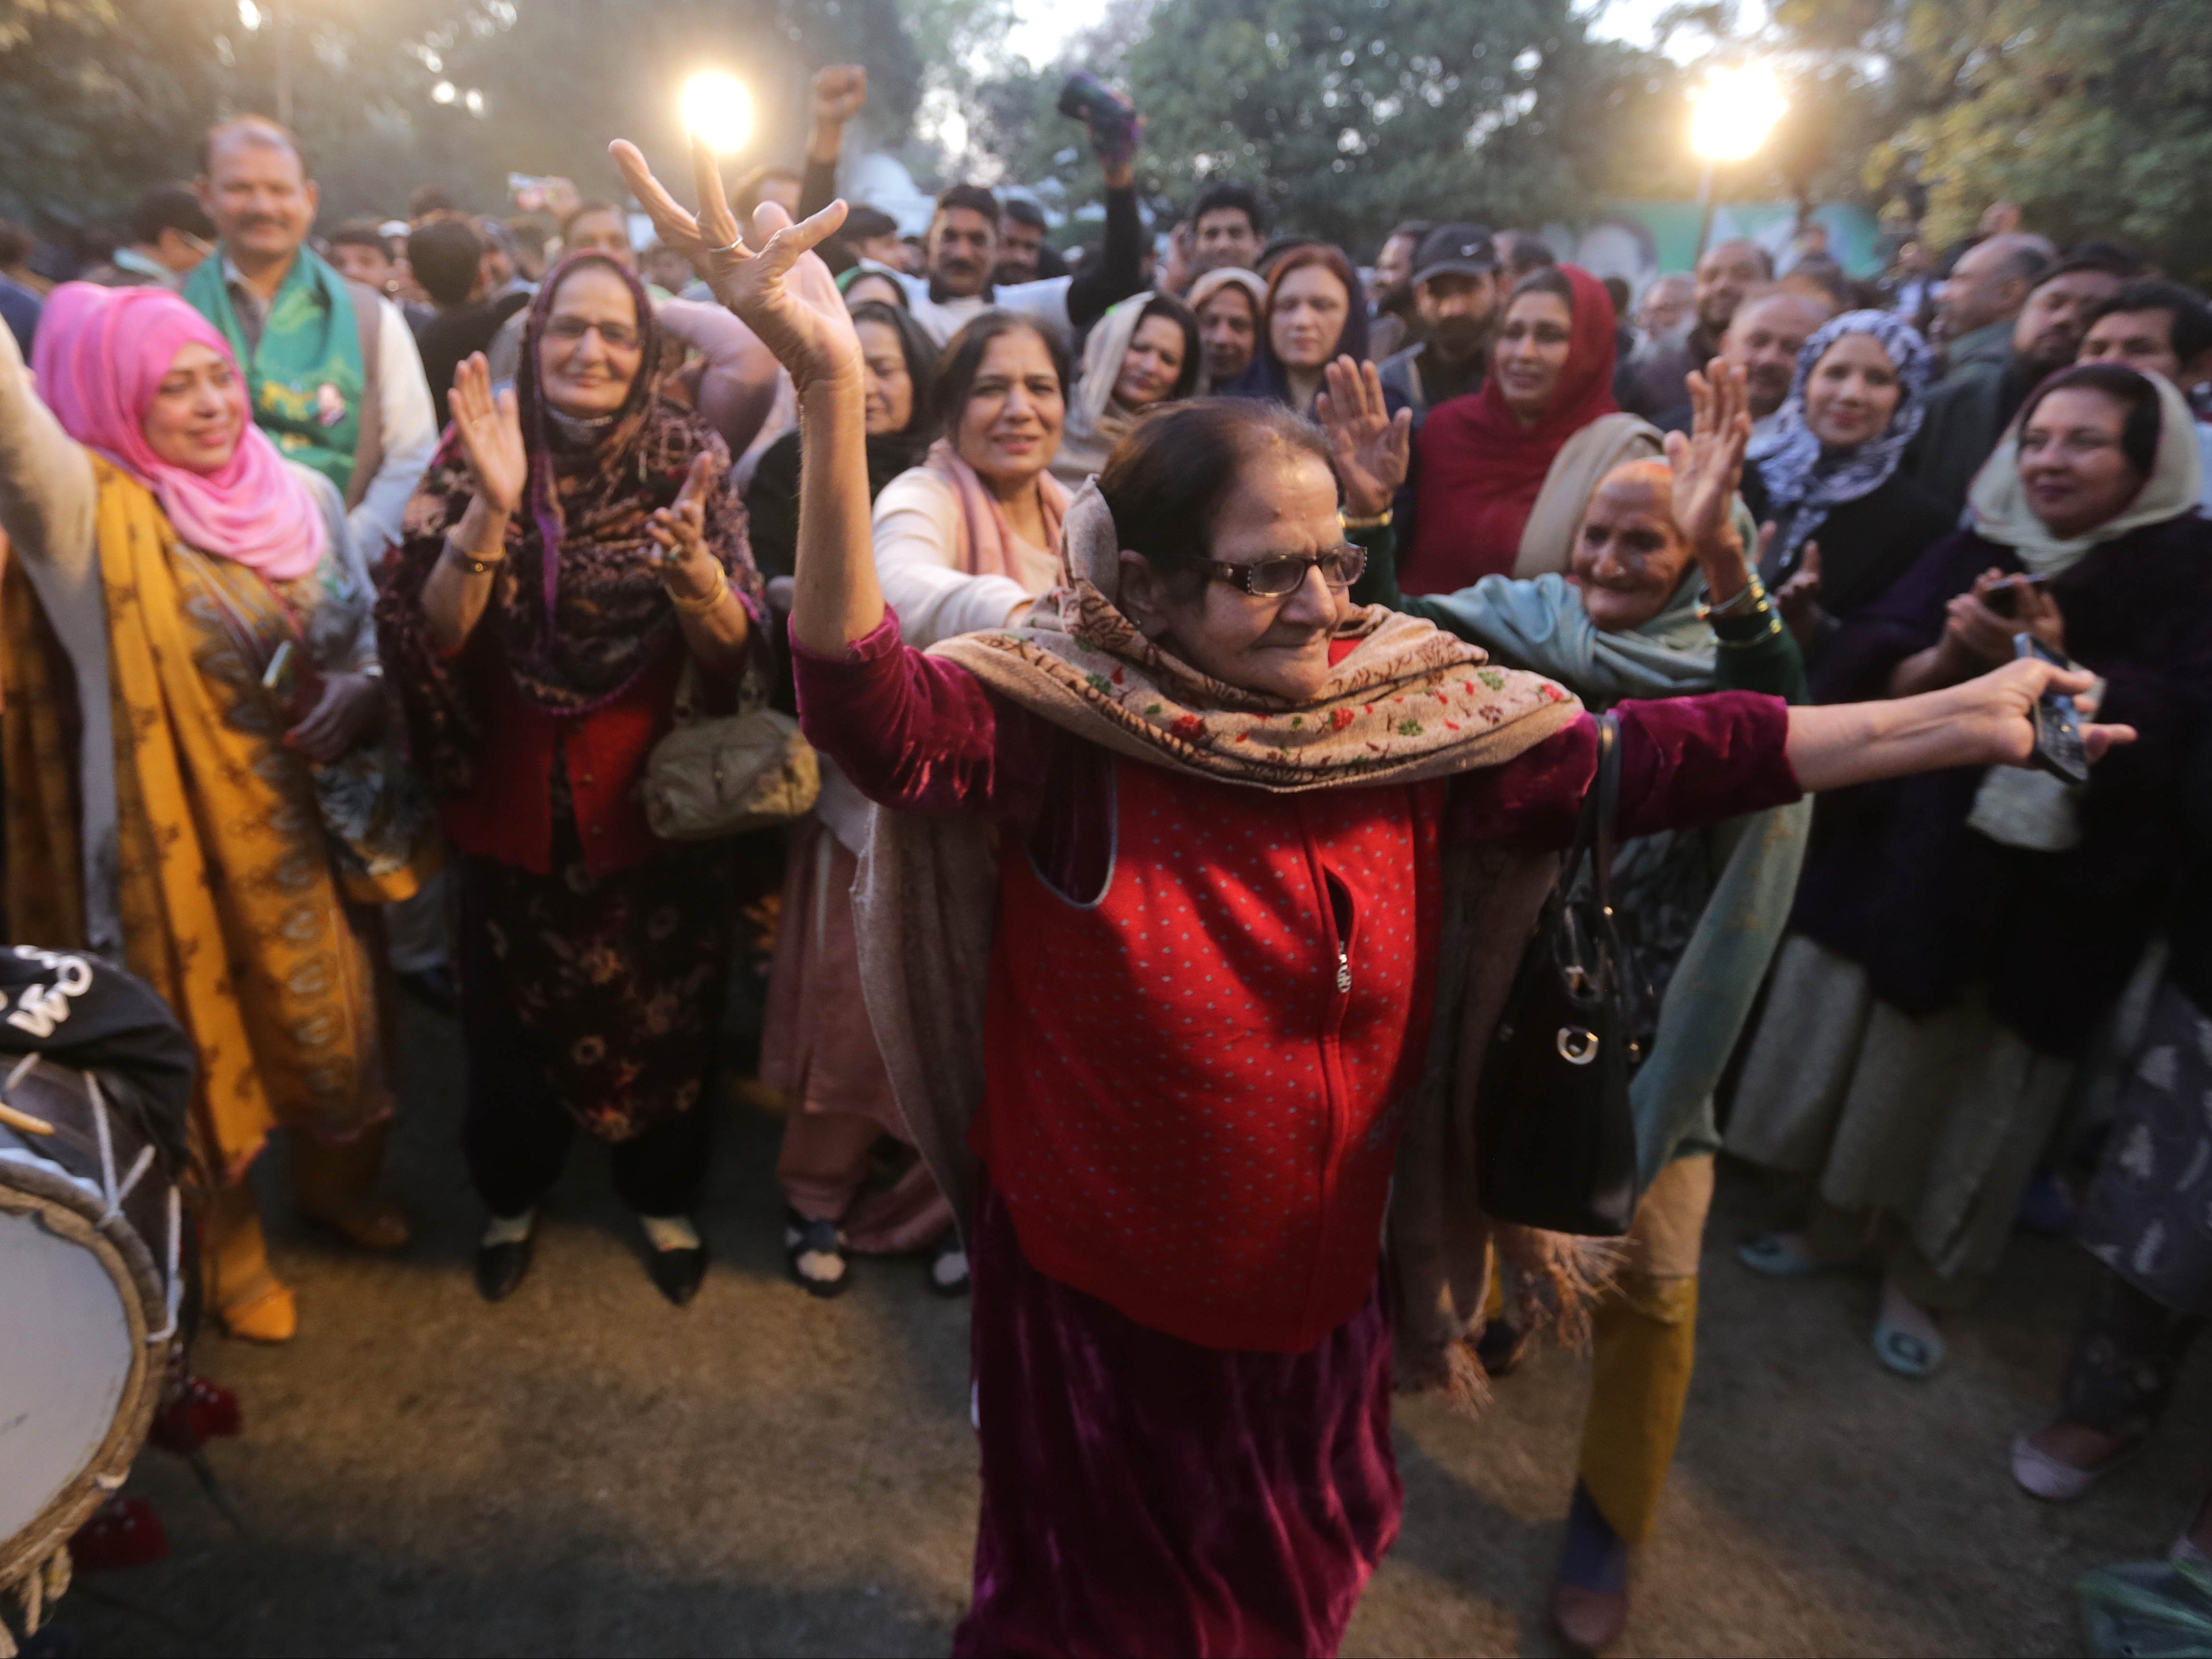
[1729,362,2212,1379]
[1051,288,1201,488]
[376,253,766,1310]
[1395,264,1662,596]
[0,284,436,1343]
[1747,310,1957,678]
[1332,354,1809,1650]
[611,133,2138,1658]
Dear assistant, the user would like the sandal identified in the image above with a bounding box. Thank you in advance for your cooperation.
[1872,1317,1944,1377]
[784,1209,851,1299]
[1738,1231,1843,1278]
[927,1230,970,1299]
[2012,1427,2141,1501]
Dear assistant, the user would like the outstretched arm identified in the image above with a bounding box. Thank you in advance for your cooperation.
[613,134,877,655]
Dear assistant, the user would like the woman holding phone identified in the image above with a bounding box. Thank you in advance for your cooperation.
[1730,363,2212,1377]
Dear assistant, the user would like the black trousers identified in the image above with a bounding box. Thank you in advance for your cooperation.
[458,906,713,1220]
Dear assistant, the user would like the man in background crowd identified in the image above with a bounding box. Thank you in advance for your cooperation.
[186,115,436,560]
[840,205,910,271]
[1378,222,1499,419]
[85,184,215,289]
[1925,231,2053,373]
[1652,286,1830,436]
[1620,236,1774,416]
[1492,229,1558,289]
[995,197,1067,286]
[409,216,529,429]
[326,218,404,296]
[1912,247,2132,506]
[1366,218,1430,360]
[1185,182,1265,282]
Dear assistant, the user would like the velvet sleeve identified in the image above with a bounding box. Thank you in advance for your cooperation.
[789,610,1056,828]
[1448,692,1801,849]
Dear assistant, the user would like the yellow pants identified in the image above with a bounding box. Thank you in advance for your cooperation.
[1576,1156,1713,1546]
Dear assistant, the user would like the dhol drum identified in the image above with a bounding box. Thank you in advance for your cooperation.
[0,947,191,1613]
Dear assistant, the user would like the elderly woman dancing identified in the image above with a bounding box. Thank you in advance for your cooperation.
[377,253,766,1309]
[1,284,435,1342]
[614,133,2140,1658]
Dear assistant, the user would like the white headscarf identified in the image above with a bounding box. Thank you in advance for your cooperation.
[1968,369,2205,576]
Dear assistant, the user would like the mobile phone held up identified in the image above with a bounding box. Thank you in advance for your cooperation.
[2015,634,2090,786]
[1056,71,1141,167]
[1982,573,2046,620]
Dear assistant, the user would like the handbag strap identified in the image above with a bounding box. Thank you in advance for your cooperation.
[1592,712,1620,916]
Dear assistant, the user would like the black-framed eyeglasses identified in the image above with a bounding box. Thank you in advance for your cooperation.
[1193,543,1367,598]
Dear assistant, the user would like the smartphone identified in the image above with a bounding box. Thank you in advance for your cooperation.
[2015,634,2090,785]
[1982,573,2046,620]
[1055,70,1130,129]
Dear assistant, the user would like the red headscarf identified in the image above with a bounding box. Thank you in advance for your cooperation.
[1400,263,1620,595]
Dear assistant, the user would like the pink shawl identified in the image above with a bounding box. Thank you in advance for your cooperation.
[920,437,1067,579]
[33,282,327,580]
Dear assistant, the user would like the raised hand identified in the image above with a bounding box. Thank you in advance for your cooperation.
[450,353,526,516]
[1314,356,1410,520]
[610,135,861,396]
[648,450,723,590]
[1663,358,1752,561]
[810,65,868,129]
[1774,536,1826,647]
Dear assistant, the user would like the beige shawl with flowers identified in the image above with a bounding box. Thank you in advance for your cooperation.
[854,481,1597,1396]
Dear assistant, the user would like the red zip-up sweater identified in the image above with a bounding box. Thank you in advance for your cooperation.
[794,613,1799,1351]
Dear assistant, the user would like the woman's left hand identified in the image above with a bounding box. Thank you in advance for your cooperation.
[648,451,724,601]
[285,670,384,764]
[1315,357,1410,520]
[1664,358,1752,560]
[1951,655,2134,768]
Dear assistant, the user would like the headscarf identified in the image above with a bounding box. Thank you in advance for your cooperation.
[1052,290,1196,487]
[379,254,760,788]
[836,262,911,309]
[1405,264,1621,586]
[1185,267,1268,393]
[1968,368,2205,576]
[921,438,1068,578]
[1220,245,1370,409]
[32,282,328,579]
[1746,310,1933,573]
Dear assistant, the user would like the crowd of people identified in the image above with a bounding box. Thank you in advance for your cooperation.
[2,58,2210,1659]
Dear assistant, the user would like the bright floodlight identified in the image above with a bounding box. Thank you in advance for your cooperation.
[681,71,754,154]
[1689,64,1788,163]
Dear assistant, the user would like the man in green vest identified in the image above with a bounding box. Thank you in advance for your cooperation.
[186,116,436,563]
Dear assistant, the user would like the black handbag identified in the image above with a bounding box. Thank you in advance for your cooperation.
[1473,712,1640,1237]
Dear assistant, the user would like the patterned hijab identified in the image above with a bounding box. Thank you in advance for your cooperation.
[396,255,757,711]
[1747,310,1933,570]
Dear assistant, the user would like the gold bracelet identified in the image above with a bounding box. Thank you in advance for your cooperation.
[666,563,729,617]
[1341,508,1393,531]
[443,539,505,577]
[1697,572,1769,622]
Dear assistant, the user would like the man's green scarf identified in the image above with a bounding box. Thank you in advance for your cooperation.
[184,244,363,495]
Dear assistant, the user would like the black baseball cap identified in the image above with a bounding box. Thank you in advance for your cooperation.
[1412,223,1497,285]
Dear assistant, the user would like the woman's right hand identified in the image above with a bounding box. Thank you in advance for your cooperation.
[610,136,861,397]
[1942,568,2034,670]
[1315,357,1410,519]
[451,354,525,517]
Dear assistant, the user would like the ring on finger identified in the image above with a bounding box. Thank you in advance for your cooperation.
[705,237,745,255]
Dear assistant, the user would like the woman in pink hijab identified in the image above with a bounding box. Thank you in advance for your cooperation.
[0,284,435,1343]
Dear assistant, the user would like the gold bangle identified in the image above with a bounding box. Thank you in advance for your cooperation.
[443,540,505,577]
[666,563,729,617]
[1342,508,1393,531]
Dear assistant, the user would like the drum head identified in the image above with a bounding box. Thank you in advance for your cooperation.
[0,1198,142,1553]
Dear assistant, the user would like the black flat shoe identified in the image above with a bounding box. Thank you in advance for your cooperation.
[648,1244,708,1307]
[784,1209,851,1299]
[474,1236,533,1302]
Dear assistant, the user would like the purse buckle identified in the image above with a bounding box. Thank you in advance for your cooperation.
[1556,1027,1600,1065]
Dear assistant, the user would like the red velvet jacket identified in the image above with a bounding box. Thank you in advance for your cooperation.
[793,613,1801,1350]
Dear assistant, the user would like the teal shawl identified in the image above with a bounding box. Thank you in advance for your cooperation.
[1424,566,1811,1179]
[184,244,364,495]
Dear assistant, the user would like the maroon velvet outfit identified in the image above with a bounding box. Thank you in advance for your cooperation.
[793,612,1800,1659]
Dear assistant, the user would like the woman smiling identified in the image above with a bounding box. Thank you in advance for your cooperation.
[1223,243,1369,416]
[614,133,2140,1657]
[1052,289,1201,487]
[1397,265,1661,594]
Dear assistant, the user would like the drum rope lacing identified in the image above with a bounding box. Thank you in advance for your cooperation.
[1,1054,183,1344]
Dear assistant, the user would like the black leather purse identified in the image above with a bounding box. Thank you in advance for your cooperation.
[1473,713,1640,1237]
